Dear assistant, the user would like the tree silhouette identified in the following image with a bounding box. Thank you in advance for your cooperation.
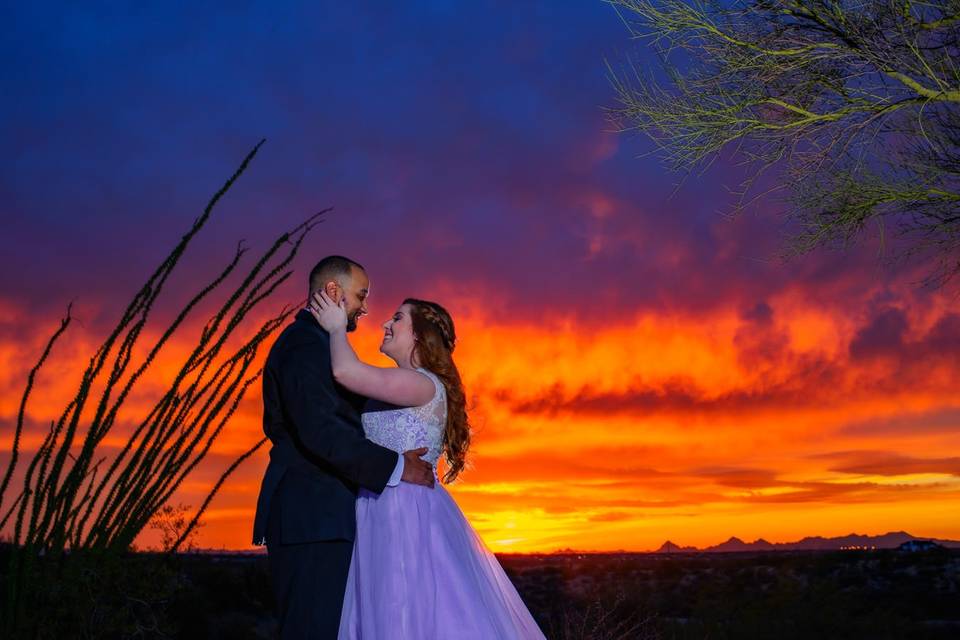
[608,0,960,284]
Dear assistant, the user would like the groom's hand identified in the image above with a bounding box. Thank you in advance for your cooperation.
[401,448,435,488]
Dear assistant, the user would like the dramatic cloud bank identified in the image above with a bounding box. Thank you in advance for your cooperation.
[2,2,958,551]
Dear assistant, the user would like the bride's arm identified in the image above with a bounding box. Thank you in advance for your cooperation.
[327,327,434,406]
[309,293,434,407]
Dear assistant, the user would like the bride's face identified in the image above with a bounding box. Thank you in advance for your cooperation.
[380,304,416,364]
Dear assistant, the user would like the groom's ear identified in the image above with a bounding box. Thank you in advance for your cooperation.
[323,280,341,303]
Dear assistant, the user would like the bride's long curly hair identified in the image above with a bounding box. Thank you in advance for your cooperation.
[405,298,470,483]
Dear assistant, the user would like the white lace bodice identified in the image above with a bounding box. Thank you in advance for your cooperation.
[361,368,446,466]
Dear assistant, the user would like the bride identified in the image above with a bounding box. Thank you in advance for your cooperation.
[308,291,546,639]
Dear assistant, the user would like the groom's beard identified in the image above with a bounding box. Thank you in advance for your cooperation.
[346,312,360,332]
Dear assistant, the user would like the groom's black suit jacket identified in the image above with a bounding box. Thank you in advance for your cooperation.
[253,309,399,545]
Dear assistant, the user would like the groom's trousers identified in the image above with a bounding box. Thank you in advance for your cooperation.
[266,496,354,640]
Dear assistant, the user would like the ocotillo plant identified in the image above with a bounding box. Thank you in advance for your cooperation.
[0,139,323,634]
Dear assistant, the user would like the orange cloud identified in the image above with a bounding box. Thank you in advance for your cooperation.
[3,292,960,553]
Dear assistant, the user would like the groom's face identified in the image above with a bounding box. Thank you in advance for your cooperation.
[333,265,369,332]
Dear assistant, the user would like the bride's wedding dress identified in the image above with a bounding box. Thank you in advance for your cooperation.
[338,368,546,639]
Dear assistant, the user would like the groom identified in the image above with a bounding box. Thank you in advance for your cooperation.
[253,255,435,639]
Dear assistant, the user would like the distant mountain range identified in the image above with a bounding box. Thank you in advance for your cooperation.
[655,531,960,553]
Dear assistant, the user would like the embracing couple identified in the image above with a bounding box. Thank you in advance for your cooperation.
[253,256,545,639]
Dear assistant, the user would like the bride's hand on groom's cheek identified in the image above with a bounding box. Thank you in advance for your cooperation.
[308,290,347,332]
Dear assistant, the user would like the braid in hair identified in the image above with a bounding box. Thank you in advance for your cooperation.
[404,298,470,482]
[417,304,456,351]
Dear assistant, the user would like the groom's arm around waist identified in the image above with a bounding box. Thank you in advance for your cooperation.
[276,338,399,493]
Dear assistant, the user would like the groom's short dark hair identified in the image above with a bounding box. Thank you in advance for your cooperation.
[309,255,365,292]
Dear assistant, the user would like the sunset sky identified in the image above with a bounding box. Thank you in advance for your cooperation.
[2,2,959,553]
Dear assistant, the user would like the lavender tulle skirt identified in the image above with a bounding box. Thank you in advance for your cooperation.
[338,479,546,639]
